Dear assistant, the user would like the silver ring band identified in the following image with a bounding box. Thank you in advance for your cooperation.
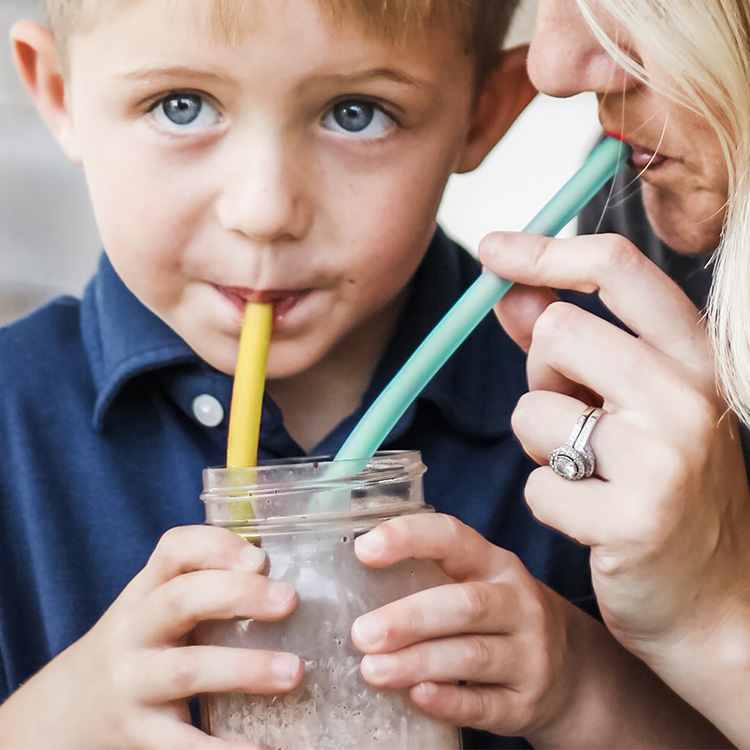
[548,406,606,481]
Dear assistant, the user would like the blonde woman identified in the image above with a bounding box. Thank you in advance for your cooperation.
[479,0,750,746]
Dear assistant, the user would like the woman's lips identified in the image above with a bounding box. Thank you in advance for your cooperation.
[603,131,671,172]
[627,143,669,171]
[216,285,311,327]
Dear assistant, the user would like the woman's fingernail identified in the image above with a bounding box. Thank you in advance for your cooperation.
[267,581,295,606]
[478,246,493,262]
[239,543,265,569]
[355,531,382,558]
[362,654,395,680]
[271,654,300,682]
[478,234,499,262]
[353,615,384,648]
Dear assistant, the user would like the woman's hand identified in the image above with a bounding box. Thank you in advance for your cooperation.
[0,525,302,750]
[479,231,750,744]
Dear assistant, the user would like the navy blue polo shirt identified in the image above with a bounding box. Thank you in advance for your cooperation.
[0,228,592,749]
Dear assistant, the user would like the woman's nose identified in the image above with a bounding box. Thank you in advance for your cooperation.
[216,134,313,244]
[527,0,637,98]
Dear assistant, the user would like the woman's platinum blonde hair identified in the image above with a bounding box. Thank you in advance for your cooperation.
[579,0,750,425]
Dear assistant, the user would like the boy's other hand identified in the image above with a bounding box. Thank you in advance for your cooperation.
[351,514,583,742]
[0,526,301,749]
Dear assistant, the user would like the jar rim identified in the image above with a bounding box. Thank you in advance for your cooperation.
[201,450,425,500]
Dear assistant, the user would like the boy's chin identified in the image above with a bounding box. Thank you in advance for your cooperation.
[265,357,320,382]
[189,339,246,376]
[201,353,239,377]
[198,343,325,381]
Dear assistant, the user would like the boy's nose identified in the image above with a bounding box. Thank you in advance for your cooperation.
[216,136,312,244]
[527,0,638,98]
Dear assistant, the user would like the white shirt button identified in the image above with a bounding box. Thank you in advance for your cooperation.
[192,394,225,428]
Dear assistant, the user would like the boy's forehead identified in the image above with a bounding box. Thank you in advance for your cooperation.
[75,0,472,50]
[65,0,476,86]
[65,0,475,95]
[76,0,262,42]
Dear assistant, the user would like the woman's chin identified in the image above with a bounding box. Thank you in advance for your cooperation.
[641,187,724,256]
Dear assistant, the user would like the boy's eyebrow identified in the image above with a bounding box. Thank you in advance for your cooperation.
[330,68,426,88]
[119,66,224,82]
[118,66,429,89]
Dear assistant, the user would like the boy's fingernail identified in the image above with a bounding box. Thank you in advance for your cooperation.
[271,654,300,682]
[415,681,438,697]
[362,654,394,680]
[353,615,384,647]
[239,544,265,569]
[355,531,382,558]
[267,581,295,606]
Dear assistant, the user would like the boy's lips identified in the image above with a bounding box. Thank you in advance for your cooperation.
[216,285,312,324]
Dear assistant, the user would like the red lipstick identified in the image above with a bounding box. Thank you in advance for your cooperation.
[604,129,627,143]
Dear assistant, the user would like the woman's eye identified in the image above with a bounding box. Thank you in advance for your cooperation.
[323,101,393,138]
[152,93,221,131]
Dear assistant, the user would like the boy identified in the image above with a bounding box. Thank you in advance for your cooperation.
[0,1,725,748]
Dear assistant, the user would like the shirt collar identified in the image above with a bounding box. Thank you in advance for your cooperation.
[81,254,201,430]
[82,231,526,440]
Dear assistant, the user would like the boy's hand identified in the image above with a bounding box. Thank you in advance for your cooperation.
[0,525,302,750]
[351,513,578,742]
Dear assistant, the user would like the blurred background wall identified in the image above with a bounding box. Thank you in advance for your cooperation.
[0,0,600,327]
[1,0,101,324]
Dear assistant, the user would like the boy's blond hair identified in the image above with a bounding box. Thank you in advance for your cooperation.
[42,0,518,83]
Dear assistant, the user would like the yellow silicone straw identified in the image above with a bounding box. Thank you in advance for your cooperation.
[227,302,273,469]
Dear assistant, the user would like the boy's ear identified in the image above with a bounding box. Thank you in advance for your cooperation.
[456,45,537,173]
[10,19,82,163]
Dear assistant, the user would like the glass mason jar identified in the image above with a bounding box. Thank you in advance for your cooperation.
[196,450,461,749]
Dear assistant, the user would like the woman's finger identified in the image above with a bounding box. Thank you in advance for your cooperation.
[132,570,296,645]
[512,390,640,481]
[134,645,303,703]
[352,582,521,653]
[492,282,560,353]
[523,466,625,548]
[526,301,690,410]
[480,232,707,367]
[360,635,520,689]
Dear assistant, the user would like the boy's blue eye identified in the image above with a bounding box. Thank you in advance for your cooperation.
[334,102,374,132]
[164,94,202,125]
[323,100,393,138]
[152,93,221,131]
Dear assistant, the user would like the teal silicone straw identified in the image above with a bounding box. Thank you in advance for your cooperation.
[335,137,631,467]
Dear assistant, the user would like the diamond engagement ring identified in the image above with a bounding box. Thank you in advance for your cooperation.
[548,406,606,481]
